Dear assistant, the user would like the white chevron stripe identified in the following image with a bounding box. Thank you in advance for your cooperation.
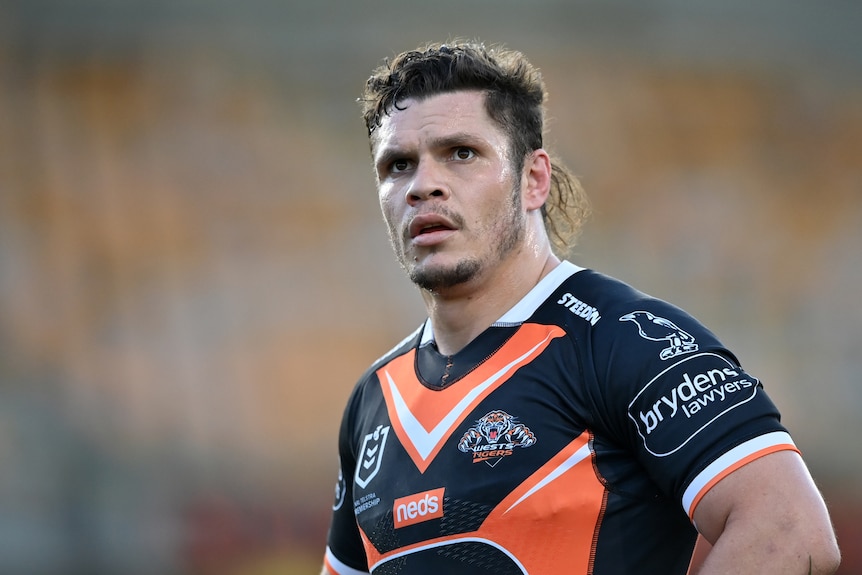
[383,332,558,462]
[504,442,592,514]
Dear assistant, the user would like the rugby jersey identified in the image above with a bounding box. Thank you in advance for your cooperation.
[324,261,796,574]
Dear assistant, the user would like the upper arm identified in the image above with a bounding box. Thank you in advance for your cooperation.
[691,450,840,573]
[692,450,831,542]
[324,385,372,574]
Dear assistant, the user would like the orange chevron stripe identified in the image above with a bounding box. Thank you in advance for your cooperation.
[359,431,606,574]
[358,526,380,571]
[479,431,605,574]
[377,323,565,473]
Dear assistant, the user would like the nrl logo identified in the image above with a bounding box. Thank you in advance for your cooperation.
[458,410,536,467]
[619,311,699,360]
[355,424,390,489]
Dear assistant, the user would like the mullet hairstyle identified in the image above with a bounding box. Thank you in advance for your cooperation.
[359,40,591,254]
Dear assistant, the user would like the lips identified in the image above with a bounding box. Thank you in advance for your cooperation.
[408,213,457,239]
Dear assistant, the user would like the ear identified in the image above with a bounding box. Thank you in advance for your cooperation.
[521,149,552,212]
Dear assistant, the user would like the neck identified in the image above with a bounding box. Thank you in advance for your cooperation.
[421,250,561,356]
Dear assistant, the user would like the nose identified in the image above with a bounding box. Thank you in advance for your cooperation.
[405,161,449,206]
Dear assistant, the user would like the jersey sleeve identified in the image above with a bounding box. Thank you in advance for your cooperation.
[590,298,797,520]
[324,386,370,574]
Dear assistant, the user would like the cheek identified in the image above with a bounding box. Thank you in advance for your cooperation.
[378,189,401,227]
[484,179,519,217]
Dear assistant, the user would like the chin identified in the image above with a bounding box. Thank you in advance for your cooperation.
[408,258,481,292]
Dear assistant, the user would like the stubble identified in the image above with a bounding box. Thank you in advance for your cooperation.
[390,183,525,293]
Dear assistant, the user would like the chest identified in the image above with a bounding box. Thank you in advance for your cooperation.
[349,329,597,547]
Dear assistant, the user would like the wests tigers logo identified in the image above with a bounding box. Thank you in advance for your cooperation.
[458,410,536,467]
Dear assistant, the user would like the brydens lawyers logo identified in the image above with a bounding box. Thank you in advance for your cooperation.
[627,353,759,457]
[458,410,536,467]
[393,488,445,529]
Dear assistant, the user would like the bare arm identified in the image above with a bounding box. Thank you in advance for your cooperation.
[691,450,840,574]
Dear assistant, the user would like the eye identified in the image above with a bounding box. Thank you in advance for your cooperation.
[452,147,475,161]
[391,159,412,173]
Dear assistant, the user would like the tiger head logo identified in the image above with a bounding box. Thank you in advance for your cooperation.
[458,410,537,455]
[478,411,519,443]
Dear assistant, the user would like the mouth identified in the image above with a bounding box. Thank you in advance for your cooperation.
[417,224,451,235]
[408,214,457,240]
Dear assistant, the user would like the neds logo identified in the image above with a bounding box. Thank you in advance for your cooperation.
[393,488,444,529]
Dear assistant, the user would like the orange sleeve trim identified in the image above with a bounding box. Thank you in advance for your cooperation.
[688,443,800,520]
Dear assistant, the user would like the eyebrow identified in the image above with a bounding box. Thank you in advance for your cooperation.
[374,132,486,170]
[373,146,405,173]
[427,132,485,151]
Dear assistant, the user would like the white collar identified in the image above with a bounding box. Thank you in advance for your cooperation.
[419,260,585,346]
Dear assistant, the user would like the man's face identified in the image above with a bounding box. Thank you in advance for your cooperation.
[372,91,526,293]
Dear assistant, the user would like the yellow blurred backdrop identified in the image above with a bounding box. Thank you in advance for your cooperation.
[1,1,860,573]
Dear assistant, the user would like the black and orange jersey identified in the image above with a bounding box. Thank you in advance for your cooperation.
[324,261,796,575]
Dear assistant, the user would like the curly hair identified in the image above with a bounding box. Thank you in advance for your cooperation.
[359,41,590,254]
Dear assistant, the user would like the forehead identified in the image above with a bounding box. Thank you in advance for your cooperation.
[372,91,503,153]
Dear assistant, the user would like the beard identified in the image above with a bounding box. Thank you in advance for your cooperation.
[391,182,525,293]
[408,257,482,292]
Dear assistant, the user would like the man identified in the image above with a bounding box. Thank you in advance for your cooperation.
[322,41,840,574]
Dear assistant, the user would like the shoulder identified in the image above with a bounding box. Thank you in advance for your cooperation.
[547,268,736,427]
[337,323,423,460]
[361,323,423,379]
[563,269,696,322]
[343,323,423,408]
[530,266,729,377]
[561,269,725,357]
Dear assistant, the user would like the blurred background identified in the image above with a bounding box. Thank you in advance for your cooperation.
[0,0,860,573]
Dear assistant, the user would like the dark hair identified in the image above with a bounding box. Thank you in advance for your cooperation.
[359,40,590,253]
